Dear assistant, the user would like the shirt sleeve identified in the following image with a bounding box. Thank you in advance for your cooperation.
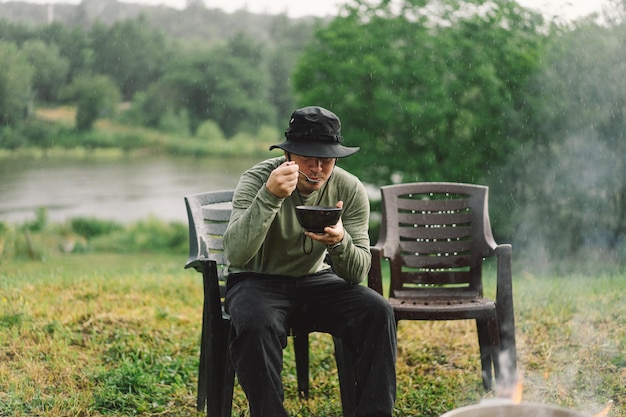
[326,179,371,284]
[223,165,283,267]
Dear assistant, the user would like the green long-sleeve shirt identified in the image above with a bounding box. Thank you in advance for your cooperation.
[223,156,371,284]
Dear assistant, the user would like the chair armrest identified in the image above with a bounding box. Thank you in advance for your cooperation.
[184,194,209,273]
[494,244,513,311]
[494,243,517,373]
[368,246,384,295]
[185,256,208,272]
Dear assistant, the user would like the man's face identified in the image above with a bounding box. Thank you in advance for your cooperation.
[289,153,337,194]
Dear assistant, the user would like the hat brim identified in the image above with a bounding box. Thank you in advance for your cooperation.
[269,141,359,158]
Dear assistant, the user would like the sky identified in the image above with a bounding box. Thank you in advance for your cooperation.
[8,0,611,21]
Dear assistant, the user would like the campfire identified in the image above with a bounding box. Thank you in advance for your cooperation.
[438,378,614,417]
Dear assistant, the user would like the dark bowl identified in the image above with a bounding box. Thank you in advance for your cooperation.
[295,205,342,233]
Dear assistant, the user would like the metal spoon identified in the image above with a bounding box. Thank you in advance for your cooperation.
[298,171,322,183]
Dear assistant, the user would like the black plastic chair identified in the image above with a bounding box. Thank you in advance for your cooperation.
[369,182,517,390]
[184,190,356,417]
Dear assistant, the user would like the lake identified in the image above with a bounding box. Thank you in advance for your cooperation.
[0,154,262,225]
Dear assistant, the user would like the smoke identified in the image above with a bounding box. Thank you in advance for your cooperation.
[493,129,625,275]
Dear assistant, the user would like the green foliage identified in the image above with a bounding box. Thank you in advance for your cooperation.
[0,118,65,150]
[20,39,70,102]
[70,217,124,239]
[125,82,192,135]
[89,217,187,254]
[162,35,277,137]
[0,125,26,150]
[293,0,546,186]
[157,109,191,135]
[40,22,94,78]
[89,18,169,100]
[61,74,121,131]
[24,207,48,232]
[20,118,62,148]
[1,214,190,261]
[0,40,33,125]
[195,119,225,141]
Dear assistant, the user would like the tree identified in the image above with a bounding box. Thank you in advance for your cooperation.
[266,15,315,125]
[20,39,70,102]
[293,0,546,187]
[38,23,94,81]
[61,74,121,131]
[89,17,169,100]
[163,35,276,136]
[0,41,33,126]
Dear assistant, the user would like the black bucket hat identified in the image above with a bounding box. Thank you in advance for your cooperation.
[269,106,359,158]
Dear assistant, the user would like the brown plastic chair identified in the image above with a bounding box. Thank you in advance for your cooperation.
[184,190,356,417]
[369,182,516,390]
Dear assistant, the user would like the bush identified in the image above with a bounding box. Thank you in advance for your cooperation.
[111,133,146,152]
[20,118,61,148]
[195,119,225,141]
[70,217,124,239]
[1,215,188,260]
[0,126,26,150]
[90,217,187,254]
[24,207,48,232]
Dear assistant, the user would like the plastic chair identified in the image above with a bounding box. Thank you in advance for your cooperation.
[184,190,356,417]
[369,182,516,390]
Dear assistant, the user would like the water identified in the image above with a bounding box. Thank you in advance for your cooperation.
[0,154,261,225]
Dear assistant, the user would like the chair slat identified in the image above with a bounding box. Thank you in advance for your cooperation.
[399,239,473,254]
[396,196,471,212]
[202,202,233,221]
[401,253,473,269]
[205,222,228,235]
[397,211,473,226]
[398,225,472,240]
[208,251,227,266]
[204,236,225,251]
[392,288,482,300]
[400,270,474,286]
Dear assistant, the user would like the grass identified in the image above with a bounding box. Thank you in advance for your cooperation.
[1,249,624,417]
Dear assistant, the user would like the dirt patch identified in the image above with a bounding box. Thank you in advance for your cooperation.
[35,106,76,122]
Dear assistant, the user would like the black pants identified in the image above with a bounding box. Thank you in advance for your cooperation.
[225,270,397,417]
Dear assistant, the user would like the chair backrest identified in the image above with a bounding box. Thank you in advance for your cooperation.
[184,190,234,288]
[376,182,498,299]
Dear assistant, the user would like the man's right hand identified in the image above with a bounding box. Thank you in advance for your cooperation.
[266,161,299,198]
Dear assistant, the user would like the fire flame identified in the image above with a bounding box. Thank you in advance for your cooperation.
[500,378,612,417]
[496,377,523,404]
[592,400,613,417]
[511,380,523,404]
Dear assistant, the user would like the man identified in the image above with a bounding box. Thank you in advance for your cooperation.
[223,106,397,417]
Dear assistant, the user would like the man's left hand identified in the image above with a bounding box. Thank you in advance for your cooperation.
[305,201,345,247]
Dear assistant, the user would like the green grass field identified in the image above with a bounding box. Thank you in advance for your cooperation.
[1,250,624,417]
